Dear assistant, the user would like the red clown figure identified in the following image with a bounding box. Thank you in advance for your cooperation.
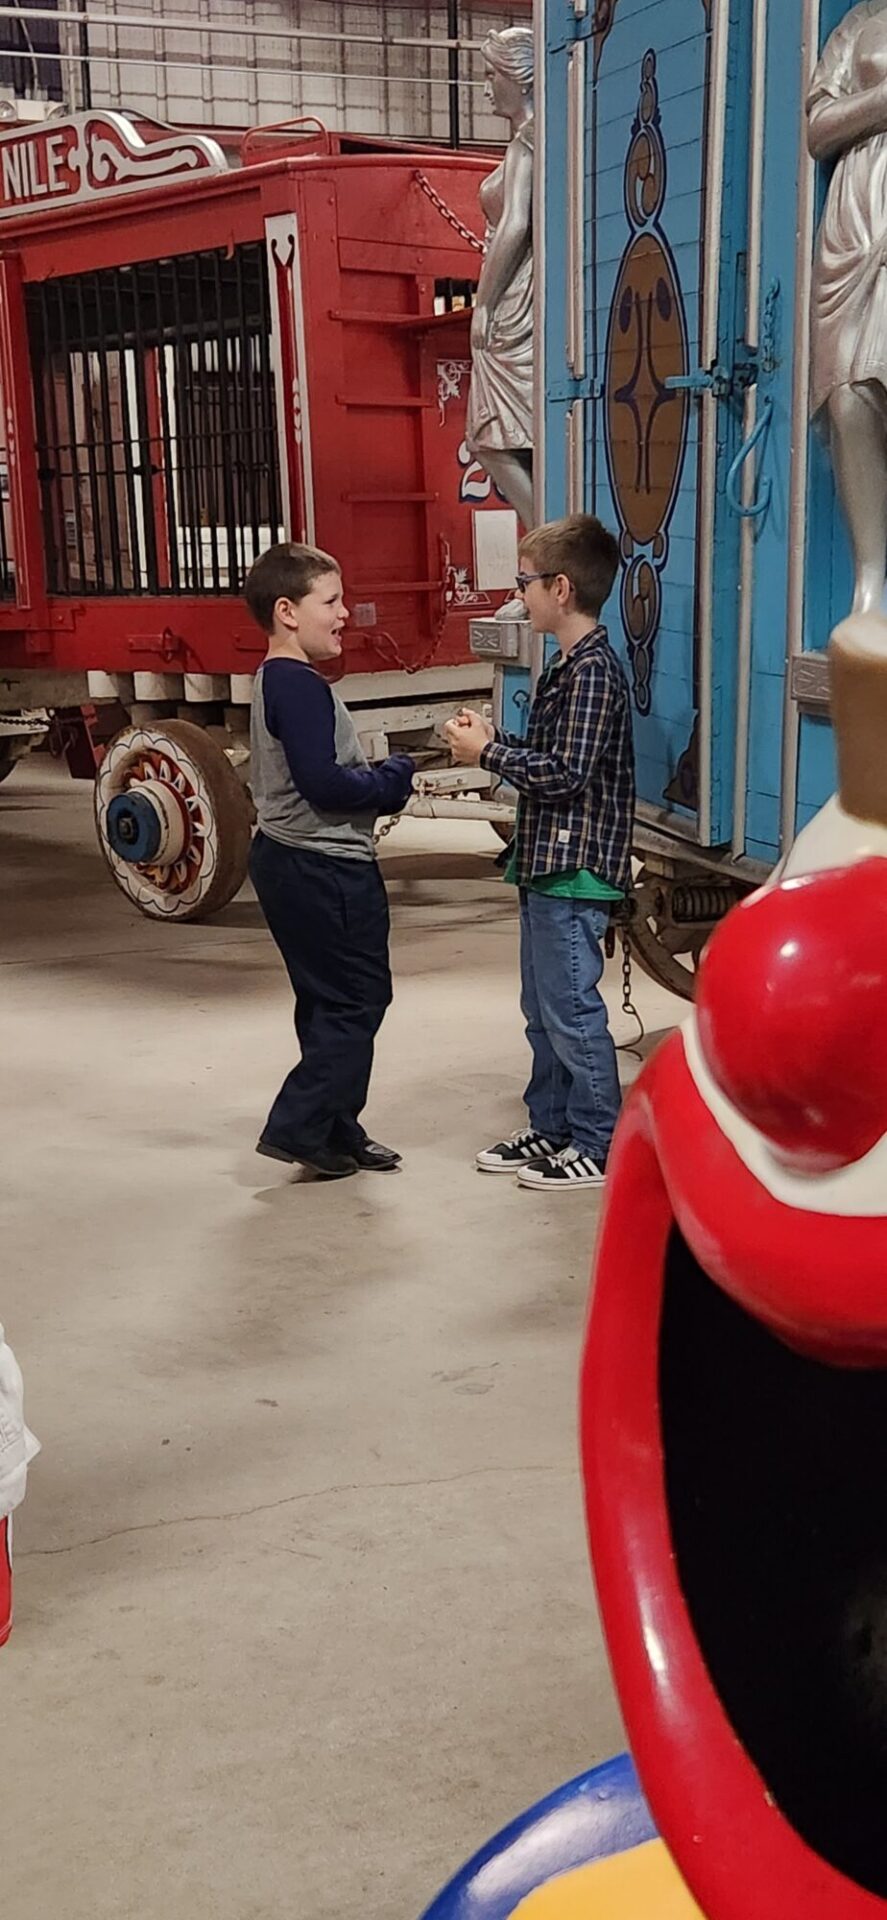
[420,615,887,1918]
[583,612,887,1919]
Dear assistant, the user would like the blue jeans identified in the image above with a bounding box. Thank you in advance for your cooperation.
[519,891,622,1161]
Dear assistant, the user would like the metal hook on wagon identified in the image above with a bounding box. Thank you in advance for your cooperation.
[726,397,774,523]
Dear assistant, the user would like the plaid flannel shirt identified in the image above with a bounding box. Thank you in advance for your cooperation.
[480,628,635,890]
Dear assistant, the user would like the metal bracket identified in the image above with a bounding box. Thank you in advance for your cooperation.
[548,377,601,404]
[666,283,779,404]
[731,344,760,394]
[791,650,830,711]
[664,365,734,399]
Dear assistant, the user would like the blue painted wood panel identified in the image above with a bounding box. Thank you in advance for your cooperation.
[542,0,844,869]
[542,0,760,843]
[592,12,701,812]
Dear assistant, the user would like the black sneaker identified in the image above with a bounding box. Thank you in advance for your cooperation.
[516,1146,606,1192]
[256,1138,359,1179]
[476,1127,569,1173]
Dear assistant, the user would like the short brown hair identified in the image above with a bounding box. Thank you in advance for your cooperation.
[245,541,340,633]
[519,514,620,617]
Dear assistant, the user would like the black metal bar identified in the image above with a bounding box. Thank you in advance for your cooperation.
[191,253,222,592]
[45,293,71,593]
[128,264,160,593]
[31,286,68,593]
[234,244,261,577]
[22,294,48,589]
[0,412,11,593]
[151,260,181,594]
[73,276,105,592]
[0,466,9,593]
[211,248,240,591]
[54,282,90,594]
[0,310,11,591]
[254,244,283,540]
[169,256,204,592]
[109,267,145,592]
[92,269,124,593]
[447,0,460,151]
[79,15,91,108]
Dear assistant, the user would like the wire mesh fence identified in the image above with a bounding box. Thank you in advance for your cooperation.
[0,0,528,146]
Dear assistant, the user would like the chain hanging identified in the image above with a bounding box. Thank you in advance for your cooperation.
[413,170,485,253]
[373,810,403,849]
[618,929,645,1053]
[606,910,645,1056]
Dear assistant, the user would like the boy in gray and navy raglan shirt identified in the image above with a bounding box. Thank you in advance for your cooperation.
[246,542,415,1181]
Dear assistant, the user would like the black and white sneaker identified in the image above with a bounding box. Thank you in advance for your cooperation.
[516,1146,607,1192]
[476,1126,568,1173]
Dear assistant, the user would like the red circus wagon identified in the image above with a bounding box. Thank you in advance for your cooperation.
[0,109,513,919]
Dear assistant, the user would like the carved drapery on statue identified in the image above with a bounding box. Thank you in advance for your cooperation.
[808,1,887,618]
[464,26,535,528]
[464,120,534,455]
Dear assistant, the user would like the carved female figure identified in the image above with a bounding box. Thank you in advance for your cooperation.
[808,1,887,614]
[465,26,535,526]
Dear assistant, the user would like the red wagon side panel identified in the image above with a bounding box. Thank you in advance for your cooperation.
[0,128,512,687]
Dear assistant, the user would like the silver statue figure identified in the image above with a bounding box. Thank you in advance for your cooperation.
[465,26,535,527]
[808,0,887,615]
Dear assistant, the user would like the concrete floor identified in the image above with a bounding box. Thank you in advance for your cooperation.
[0,760,683,1920]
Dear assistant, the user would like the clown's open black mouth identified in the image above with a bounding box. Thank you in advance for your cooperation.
[662,1226,887,1900]
[583,657,887,1919]
[582,984,887,1920]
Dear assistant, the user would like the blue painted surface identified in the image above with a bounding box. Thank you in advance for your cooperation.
[737,0,806,858]
[538,0,843,871]
[797,712,838,819]
[591,5,724,828]
[539,0,754,840]
[419,1753,656,1920]
[500,663,533,742]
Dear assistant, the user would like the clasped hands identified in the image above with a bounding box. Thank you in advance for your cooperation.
[443,708,495,767]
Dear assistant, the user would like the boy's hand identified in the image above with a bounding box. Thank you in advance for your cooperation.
[445,706,494,740]
[444,711,493,766]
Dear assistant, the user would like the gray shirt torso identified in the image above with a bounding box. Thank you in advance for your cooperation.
[250,661,377,862]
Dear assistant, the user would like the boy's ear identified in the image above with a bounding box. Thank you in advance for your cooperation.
[275,594,299,630]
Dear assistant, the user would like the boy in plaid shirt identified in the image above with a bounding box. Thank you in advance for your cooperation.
[446,514,634,1190]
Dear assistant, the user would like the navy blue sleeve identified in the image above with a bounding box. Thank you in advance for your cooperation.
[263,661,415,814]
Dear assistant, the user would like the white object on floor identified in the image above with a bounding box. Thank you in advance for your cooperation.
[0,1324,39,1522]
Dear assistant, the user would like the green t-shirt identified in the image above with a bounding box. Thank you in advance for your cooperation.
[501,848,622,901]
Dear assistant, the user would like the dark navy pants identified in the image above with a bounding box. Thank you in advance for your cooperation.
[249,832,393,1154]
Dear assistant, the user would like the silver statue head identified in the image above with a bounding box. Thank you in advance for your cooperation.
[482,26,534,121]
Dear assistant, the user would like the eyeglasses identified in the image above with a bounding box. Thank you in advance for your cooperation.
[515,571,557,592]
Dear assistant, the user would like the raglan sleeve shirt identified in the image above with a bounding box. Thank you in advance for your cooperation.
[263,660,415,815]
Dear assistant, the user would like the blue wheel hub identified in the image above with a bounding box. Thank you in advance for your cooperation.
[106,789,163,864]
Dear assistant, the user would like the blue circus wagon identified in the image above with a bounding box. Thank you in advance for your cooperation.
[528,0,851,997]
